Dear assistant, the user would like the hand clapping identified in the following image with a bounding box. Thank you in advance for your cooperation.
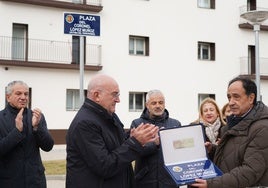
[32,108,42,128]
[131,123,159,146]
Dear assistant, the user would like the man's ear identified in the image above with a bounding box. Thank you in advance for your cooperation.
[249,93,255,104]
[145,102,149,109]
[93,91,101,102]
[6,94,11,103]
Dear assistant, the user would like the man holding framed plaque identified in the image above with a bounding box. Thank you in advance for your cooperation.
[159,124,223,187]
[191,76,268,187]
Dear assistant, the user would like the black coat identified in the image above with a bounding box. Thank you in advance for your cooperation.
[130,108,181,188]
[0,104,54,188]
[66,98,145,188]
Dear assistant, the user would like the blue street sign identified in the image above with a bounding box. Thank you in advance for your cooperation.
[64,13,100,36]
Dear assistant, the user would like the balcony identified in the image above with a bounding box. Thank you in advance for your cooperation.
[0,0,103,12]
[0,36,102,71]
[239,56,268,79]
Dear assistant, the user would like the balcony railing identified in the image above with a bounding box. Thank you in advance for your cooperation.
[0,0,103,12]
[56,0,102,6]
[0,36,102,68]
[240,56,268,76]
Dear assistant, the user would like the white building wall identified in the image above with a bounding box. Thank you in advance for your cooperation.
[1,0,268,129]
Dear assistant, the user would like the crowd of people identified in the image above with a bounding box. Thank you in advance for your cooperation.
[1,74,268,188]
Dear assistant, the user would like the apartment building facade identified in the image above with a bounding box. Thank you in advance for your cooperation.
[1,0,268,143]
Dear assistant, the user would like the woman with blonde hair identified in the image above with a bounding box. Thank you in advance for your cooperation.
[192,97,226,145]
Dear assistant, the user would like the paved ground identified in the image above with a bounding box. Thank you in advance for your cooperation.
[46,175,65,188]
[41,144,66,161]
[41,144,66,188]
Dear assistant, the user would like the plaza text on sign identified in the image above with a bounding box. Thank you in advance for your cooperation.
[64,13,100,36]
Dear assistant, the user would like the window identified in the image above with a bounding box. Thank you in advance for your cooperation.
[198,42,215,60]
[129,92,146,111]
[12,24,28,61]
[72,36,86,64]
[198,93,215,109]
[247,0,256,11]
[248,45,255,75]
[198,0,215,9]
[129,35,149,56]
[66,89,86,111]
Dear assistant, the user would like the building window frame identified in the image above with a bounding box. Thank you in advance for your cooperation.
[197,0,215,9]
[247,0,256,11]
[129,92,146,111]
[66,89,86,111]
[198,41,215,61]
[72,36,86,64]
[129,35,149,56]
[248,45,256,75]
[198,93,215,109]
[12,23,28,61]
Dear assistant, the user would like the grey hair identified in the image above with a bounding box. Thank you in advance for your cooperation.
[6,81,29,95]
[146,89,164,103]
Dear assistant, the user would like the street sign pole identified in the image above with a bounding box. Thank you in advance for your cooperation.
[64,12,100,107]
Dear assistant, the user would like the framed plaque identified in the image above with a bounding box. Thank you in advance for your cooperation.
[159,124,223,186]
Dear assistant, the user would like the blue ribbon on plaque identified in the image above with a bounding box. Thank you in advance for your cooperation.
[159,124,223,186]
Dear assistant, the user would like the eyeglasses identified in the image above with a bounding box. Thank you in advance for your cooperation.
[99,90,120,99]
[110,92,120,99]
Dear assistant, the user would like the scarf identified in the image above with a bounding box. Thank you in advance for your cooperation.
[203,117,221,145]
[227,107,252,128]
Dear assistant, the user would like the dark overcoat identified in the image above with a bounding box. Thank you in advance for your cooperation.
[0,104,54,188]
[131,108,181,188]
[66,98,144,188]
